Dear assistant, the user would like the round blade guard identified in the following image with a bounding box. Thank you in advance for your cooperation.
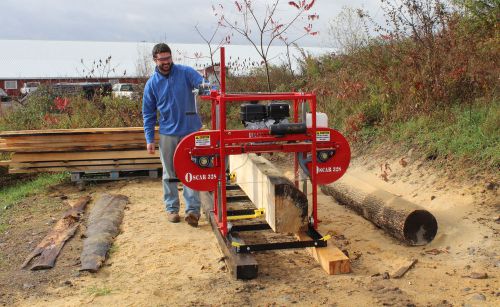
[306,128,351,184]
[174,131,221,191]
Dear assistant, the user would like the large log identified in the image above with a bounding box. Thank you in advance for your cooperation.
[229,154,308,233]
[80,194,129,272]
[321,174,438,245]
[22,196,91,270]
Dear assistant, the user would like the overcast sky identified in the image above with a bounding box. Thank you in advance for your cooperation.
[1,0,382,47]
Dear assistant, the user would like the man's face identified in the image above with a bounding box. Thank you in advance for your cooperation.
[154,52,173,74]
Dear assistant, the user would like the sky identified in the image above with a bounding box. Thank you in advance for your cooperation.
[1,0,382,47]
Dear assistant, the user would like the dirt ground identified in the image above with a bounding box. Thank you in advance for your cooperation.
[0,151,498,307]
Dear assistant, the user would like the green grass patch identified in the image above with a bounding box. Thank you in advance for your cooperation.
[388,101,500,168]
[108,243,119,256]
[86,285,112,297]
[0,173,68,233]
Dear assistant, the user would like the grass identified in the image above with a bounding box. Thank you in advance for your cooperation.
[387,101,500,168]
[108,243,119,256]
[0,173,68,233]
[86,285,112,297]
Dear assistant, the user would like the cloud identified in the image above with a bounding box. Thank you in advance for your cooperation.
[0,0,382,46]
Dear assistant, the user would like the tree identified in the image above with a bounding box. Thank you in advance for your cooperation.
[195,23,232,85]
[77,56,125,80]
[214,0,319,91]
[327,6,369,54]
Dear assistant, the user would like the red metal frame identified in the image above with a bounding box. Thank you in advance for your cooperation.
[199,47,324,236]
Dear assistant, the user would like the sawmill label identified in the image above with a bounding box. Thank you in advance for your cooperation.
[316,131,330,141]
[317,166,342,173]
[184,172,217,182]
[195,135,211,146]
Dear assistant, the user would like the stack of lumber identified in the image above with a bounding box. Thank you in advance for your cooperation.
[0,127,161,173]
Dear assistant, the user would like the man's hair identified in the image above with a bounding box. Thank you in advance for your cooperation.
[152,43,172,58]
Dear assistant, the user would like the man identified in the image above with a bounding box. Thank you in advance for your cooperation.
[142,43,206,227]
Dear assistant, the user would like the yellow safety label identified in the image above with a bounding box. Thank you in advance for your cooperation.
[195,135,211,146]
[316,131,330,142]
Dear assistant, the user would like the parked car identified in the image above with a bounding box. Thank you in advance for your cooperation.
[0,88,11,102]
[20,82,40,96]
[50,82,112,100]
[112,83,138,99]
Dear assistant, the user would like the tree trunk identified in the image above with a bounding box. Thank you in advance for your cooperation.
[321,174,438,245]
[80,194,128,272]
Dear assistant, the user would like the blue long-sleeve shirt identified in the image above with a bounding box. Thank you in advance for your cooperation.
[142,64,204,144]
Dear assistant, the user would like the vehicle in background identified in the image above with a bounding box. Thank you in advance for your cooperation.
[112,83,138,99]
[50,82,112,100]
[20,82,40,96]
[0,88,11,102]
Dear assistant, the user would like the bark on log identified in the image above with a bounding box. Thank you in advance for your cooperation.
[80,193,128,272]
[229,154,308,233]
[321,174,438,245]
[22,196,91,270]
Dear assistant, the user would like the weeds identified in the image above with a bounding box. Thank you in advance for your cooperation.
[0,173,68,234]
[86,285,112,297]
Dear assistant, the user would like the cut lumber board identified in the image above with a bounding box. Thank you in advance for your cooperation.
[229,153,308,233]
[296,232,351,275]
[22,196,91,270]
[9,163,162,173]
[0,127,157,137]
[12,150,159,162]
[80,194,128,272]
[9,158,160,168]
[1,133,153,144]
[1,143,152,153]
[321,174,438,245]
[0,160,11,166]
[391,259,418,279]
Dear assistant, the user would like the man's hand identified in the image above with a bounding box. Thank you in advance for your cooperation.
[147,143,155,154]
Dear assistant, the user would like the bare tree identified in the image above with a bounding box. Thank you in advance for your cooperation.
[77,56,125,80]
[135,44,155,79]
[214,0,319,91]
[194,23,232,85]
[327,6,369,54]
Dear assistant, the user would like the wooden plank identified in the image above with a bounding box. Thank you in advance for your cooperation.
[0,126,158,137]
[296,232,351,275]
[9,163,162,173]
[2,143,150,153]
[391,259,418,279]
[12,150,159,162]
[22,196,91,270]
[9,158,160,168]
[200,192,258,279]
[229,154,308,233]
[2,133,157,144]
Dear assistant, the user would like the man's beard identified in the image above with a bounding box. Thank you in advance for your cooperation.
[158,62,172,74]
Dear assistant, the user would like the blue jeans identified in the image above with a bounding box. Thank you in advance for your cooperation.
[159,134,201,215]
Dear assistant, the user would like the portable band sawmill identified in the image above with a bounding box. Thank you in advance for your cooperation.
[173,47,351,279]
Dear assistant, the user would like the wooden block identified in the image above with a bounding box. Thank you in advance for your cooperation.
[229,154,308,233]
[296,232,351,275]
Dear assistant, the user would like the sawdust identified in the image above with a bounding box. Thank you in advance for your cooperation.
[1,152,499,306]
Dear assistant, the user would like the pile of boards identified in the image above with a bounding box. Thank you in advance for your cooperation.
[0,127,161,173]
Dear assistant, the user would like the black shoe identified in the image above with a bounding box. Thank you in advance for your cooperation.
[185,212,200,227]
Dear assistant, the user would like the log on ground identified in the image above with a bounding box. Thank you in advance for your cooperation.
[80,193,129,272]
[229,154,308,234]
[22,196,91,270]
[321,174,438,245]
